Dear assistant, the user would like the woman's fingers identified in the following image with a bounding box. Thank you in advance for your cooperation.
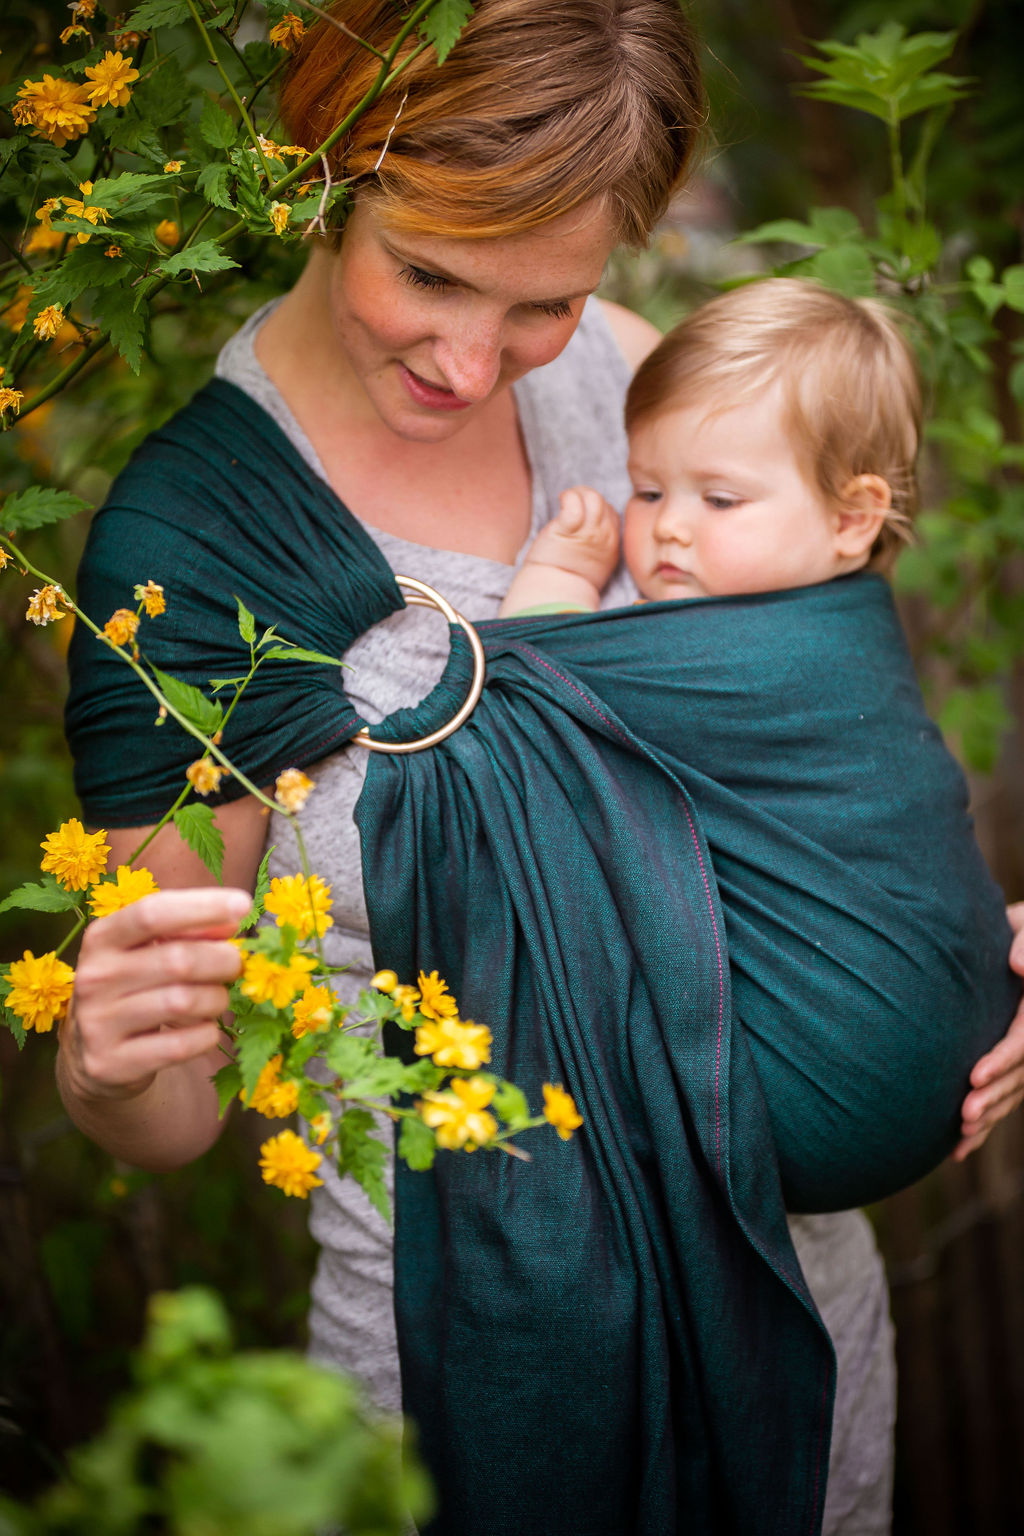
[953,955,1024,1159]
[85,886,252,950]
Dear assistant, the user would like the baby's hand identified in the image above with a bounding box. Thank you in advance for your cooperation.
[498,486,621,618]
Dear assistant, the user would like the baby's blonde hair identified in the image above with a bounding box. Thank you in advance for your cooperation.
[625,279,922,568]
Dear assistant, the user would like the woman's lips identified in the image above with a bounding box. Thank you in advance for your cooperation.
[399,363,472,412]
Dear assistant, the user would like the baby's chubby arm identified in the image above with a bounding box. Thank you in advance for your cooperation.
[499,488,621,618]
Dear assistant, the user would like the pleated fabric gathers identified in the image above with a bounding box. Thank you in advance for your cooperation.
[67,380,1019,1536]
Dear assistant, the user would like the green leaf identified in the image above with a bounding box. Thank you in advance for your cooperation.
[237,1016,286,1096]
[130,53,191,127]
[158,241,240,280]
[335,1108,391,1222]
[150,666,224,736]
[420,0,473,63]
[128,0,191,27]
[0,875,80,915]
[104,112,167,164]
[397,1114,436,1171]
[492,1080,530,1129]
[238,846,274,932]
[807,243,876,297]
[1,486,90,533]
[91,284,147,375]
[324,1032,379,1080]
[235,595,256,644]
[212,1061,243,1117]
[2,1005,27,1051]
[198,96,238,150]
[938,684,1013,774]
[173,803,225,881]
[32,245,130,306]
[261,645,343,667]
[1002,266,1024,315]
[196,162,234,211]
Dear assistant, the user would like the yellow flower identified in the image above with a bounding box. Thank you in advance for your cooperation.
[416,969,458,1023]
[309,1112,332,1145]
[89,865,159,918]
[542,1082,583,1141]
[105,245,123,259]
[263,873,334,940]
[241,1054,300,1118]
[84,50,139,109]
[419,1077,498,1151]
[0,548,10,570]
[16,75,96,147]
[35,198,62,231]
[33,305,65,341]
[291,983,337,1037]
[26,585,66,625]
[162,160,183,174]
[133,579,165,617]
[392,983,419,1021]
[371,969,398,993]
[40,817,109,891]
[155,219,179,248]
[414,1016,492,1071]
[24,226,64,256]
[269,201,290,236]
[0,387,23,418]
[102,607,139,646]
[259,1128,323,1197]
[71,0,97,18]
[63,181,111,244]
[185,759,225,796]
[239,950,316,1009]
[60,22,91,43]
[5,950,75,1033]
[3,287,31,333]
[274,767,313,813]
[268,12,305,49]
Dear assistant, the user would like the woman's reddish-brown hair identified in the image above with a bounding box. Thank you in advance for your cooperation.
[280,0,705,243]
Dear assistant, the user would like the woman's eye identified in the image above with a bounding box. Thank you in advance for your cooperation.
[399,264,449,293]
[533,299,573,320]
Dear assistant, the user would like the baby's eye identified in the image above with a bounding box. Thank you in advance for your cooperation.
[631,489,662,504]
[399,263,449,293]
[704,492,741,511]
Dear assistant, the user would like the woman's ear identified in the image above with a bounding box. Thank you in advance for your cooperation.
[833,474,892,561]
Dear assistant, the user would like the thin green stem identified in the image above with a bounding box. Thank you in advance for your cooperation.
[887,107,906,225]
[185,0,273,180]
[54,913,87,961]
[125,781,193,866]
[14,334,106,420]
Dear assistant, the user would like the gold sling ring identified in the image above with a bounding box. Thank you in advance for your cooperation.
[351,575,487,754]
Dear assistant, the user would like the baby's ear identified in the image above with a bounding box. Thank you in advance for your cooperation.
[833,474,892,560]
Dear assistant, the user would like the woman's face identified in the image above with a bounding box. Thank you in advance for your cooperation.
[325,197,618,442]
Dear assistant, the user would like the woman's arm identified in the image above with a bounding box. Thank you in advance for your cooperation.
[56,794,269,1169]
[954,902,1024,1159]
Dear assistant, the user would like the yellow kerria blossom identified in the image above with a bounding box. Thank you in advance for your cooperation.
[0,387,23,418]
[185,759,225,796]
[263,873,334,940]
[371,969,398,993]
[60,22,91,43]
[542,1082,583,1141]
[416,969,459,1023]
[419,1076,498,1151]
[16,75,96,147]
[268,12,305,49]
[392,983,419,1021]
[0,548,10,570]
[259,1128,323,1197]
[162,160,183,174]
[239,950,317,1009]
[71,0,97,19]
[309,1112,332,1145]
[155,219,179,248]
[105,245,123,259]
[414,1016,492,1071]
[241,1054,300,1118]
[63,182,111,244]
[40,817,109,891]
[89,865,159,917]
[133,579,165,617]
[84,51,139,108]
[33,305,65,341]
[291,983,336,1038]
[5,949,75,1033]
[274,767,313,813]
[26,585,65,625]
[102,607,139,646]
[269,201,290,236]
[24,226,64,256]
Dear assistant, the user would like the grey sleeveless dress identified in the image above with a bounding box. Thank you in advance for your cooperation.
[216,299,894,1535]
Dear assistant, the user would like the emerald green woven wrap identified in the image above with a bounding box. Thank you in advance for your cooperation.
[67,382,1018,1536]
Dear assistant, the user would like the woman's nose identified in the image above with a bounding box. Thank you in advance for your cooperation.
[433,317,504,402]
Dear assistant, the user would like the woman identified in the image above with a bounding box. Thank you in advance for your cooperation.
[60,2,1024,1531]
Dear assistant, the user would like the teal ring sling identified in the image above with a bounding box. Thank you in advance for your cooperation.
[67,381,1019,1535]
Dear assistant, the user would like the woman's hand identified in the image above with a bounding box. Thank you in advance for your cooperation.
[954,902,1024,1160]
[64,887,250,1102]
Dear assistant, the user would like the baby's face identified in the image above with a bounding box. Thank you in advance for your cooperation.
[624,384,850,601]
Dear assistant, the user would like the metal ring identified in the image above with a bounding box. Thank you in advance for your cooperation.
[351,576,486,754]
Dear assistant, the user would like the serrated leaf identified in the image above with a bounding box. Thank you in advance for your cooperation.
[324,1033,378,1080]
[235,595,256,643]
[420,0,473,64]
[261,645,343,667]
[199,96,238,150]
[212,1060,243,1117]
[196,161,234,211]
[398,1114,436,1171]
[257,625,279,648]
[157,241,240,279]
[128,0,191,27]
[237,1016,286,1096]
[0,875,81,915]
[150,666,224,735]
[173,803,224,881]
[335,1108,390,1222]
[131,54,191,127]
[3,1006,27,1051]
[32,245,129,306]
[104,113,167,164]
[492,1080,530,1129]
[91,284,147,374]
[238,846,274,932]
[1,487,90,534]
[340,1056,409,1100]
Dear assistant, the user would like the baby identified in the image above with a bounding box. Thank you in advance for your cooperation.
[500,277,920,618]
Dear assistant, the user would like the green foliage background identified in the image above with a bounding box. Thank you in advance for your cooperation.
[0,0,1022,1527]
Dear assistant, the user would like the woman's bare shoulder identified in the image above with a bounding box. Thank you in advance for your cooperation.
[597,299,663,371]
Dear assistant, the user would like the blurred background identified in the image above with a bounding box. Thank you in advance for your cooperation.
[1,0,1023,1529]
